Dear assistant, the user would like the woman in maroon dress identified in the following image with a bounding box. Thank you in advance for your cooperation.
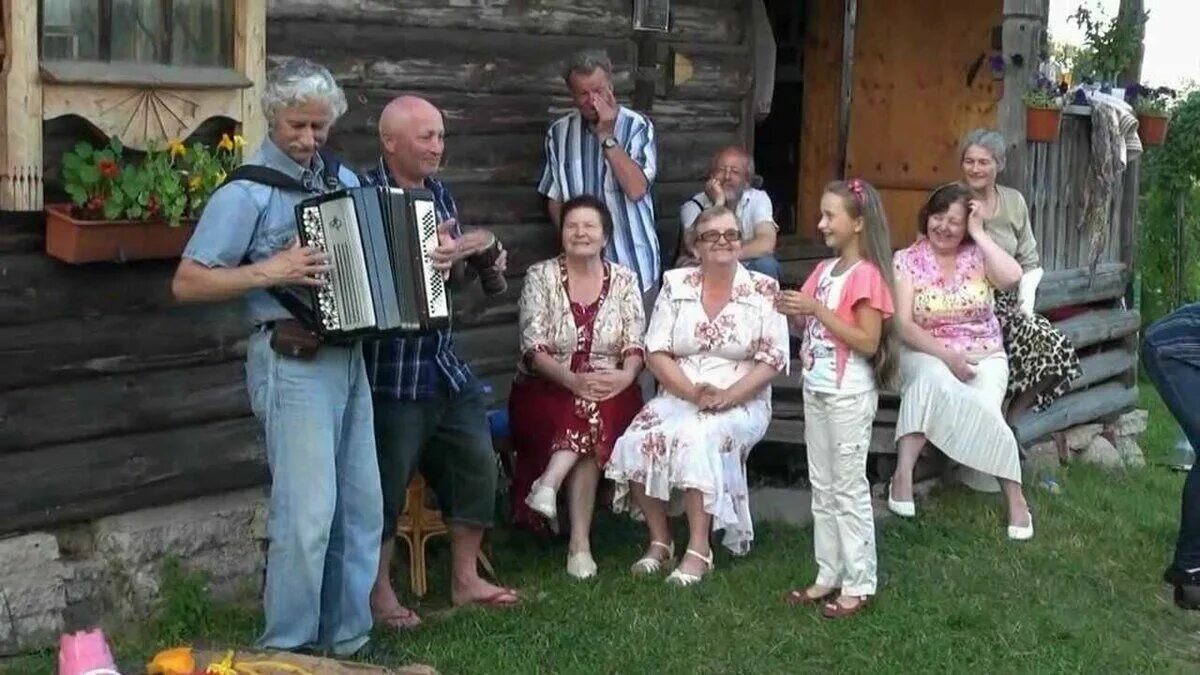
[508,195,646,579]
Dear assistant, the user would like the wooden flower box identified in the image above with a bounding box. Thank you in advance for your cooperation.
[45,203,195,264]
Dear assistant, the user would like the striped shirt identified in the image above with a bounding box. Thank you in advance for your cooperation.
[536,106,661,292]
[361,158,476,400]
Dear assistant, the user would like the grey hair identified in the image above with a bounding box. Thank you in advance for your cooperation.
[563,49,613,85]
[261,58,348,125]
[684,205,739,251]
[959,128,1007,171]
[711,145,756,177]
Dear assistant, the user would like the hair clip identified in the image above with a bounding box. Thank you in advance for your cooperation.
[848,178,866,203]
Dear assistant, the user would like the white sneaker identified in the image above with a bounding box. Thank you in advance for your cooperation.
[525,480,557,520]
[567,552,598,579]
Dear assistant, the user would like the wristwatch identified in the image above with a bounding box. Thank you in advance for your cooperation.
[601,136,618,150]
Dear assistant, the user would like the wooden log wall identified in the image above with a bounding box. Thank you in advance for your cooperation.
[0,0,755,535]
[267,0,754,381]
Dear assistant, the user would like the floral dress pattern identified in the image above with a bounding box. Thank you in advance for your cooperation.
[509,257,646,532]
[894,238,1004,357]
[604,265,789,555]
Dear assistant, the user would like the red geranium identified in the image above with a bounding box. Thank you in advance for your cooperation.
[97,158,119,179]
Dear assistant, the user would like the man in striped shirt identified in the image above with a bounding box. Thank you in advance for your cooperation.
[363,96,519,631]
[537,49,662,297]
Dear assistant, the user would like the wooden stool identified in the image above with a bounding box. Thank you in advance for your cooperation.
[395,472,495,597]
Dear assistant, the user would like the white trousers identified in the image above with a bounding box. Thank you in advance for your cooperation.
[804,388,879,596]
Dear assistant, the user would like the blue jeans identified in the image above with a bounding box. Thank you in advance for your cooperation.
[742,255,781,280]
[1141,303,1200,571]
[245,331,383,655]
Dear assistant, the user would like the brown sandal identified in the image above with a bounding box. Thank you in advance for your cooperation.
[821,595,872,619]
[783,586,839,606]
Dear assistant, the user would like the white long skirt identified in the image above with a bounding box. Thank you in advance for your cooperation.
[895,349,1022,483]
[605,392,771,556]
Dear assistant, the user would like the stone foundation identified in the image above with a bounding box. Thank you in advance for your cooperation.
[0,488,268,655]
[1024,408,1149,480]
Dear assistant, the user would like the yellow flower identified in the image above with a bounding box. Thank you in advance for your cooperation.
[167,138,187,159]
[217,134,234,152]
[189,175,203,192]
[232,134,246,149]
[216,169,227,184]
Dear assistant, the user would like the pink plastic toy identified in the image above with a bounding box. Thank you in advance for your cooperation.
[57,628,121,675]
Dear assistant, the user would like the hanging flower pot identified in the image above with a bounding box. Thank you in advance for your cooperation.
[1025,106,1062,143]
[1127,84,1179,147]
[1136,112,1170,146]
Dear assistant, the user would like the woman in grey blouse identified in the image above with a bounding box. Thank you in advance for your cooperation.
[958,129,1082,426]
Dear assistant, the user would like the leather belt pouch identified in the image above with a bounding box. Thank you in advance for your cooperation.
[269,320,321,360]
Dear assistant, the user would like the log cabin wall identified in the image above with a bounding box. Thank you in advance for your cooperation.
[264,0,755,403]
[0,0,756,536]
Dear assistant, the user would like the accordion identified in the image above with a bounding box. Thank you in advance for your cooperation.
[289,186,451,341]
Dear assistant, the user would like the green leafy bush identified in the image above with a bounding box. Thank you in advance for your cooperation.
[1138,88,1200,325]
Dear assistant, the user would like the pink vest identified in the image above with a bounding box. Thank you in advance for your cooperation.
[800,259,895,388]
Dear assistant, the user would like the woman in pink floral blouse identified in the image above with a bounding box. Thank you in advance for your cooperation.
[886,183,1034,541]
[510,195,646,580]
[606,206,790,586]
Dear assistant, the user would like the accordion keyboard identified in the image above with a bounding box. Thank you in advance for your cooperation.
[412,198,450,319]
[300,200,377,332]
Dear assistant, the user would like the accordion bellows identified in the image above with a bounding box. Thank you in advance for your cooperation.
[292,186,451,341]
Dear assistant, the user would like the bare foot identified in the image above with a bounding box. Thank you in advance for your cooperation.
[451,575,520,608]
[1008,508,1032,528]
[889,473,913,502]
[834,594,865,609]
[370,586,421,631]
[783,583,837,605]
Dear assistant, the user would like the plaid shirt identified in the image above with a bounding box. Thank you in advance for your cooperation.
[361,158,476,400]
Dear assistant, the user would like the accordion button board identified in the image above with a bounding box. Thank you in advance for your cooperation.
[294,186,453,341]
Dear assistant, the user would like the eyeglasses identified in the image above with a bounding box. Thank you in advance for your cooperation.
[696,229,741,244]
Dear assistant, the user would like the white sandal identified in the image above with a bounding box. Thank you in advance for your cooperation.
[665,548,714,587]
[525,480,557,520]
[630,540,675,576]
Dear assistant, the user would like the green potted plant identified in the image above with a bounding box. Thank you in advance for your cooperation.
[1126,84,1177,146]
[46,133,244,264]
[1023,75,1067,143]
[1069,3,1148,89]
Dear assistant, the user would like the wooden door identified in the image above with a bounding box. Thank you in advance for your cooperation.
[799,0,1001,248]
[845,0,1002,246]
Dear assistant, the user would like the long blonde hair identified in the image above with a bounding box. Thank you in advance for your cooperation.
[822,179,898,389]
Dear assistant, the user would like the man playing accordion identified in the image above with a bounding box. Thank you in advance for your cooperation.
[172,59,382,657]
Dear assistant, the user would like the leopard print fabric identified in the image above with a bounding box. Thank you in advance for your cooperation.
[993,289,1082,412]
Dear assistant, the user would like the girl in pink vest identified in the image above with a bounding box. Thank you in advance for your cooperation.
[776,179,896,619]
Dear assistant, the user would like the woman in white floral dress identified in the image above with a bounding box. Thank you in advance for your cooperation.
[606,206,789,586]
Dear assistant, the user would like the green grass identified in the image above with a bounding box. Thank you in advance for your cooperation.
[7,385,1200,674]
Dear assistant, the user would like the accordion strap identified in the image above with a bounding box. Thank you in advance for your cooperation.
[220,148,348,192]
[223,149,354,333]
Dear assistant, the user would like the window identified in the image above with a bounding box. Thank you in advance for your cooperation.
[40,0,233,68]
